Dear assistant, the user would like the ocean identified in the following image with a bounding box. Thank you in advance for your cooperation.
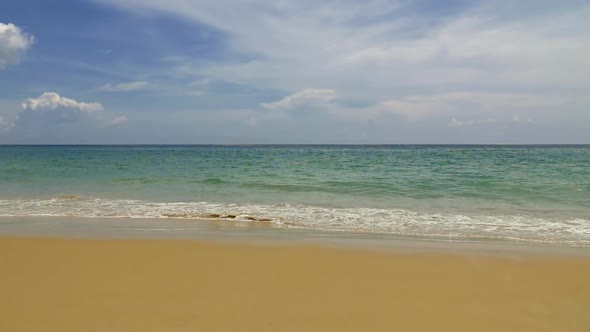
[0,145,588,246]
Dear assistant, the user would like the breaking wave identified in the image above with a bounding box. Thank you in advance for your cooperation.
[0,196,588,246]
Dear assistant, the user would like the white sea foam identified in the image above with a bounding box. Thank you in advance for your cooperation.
[0,197,588,245]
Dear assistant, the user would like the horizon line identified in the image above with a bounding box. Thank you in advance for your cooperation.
[1,143,589,146]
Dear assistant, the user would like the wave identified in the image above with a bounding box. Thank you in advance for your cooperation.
[0,197,588,246]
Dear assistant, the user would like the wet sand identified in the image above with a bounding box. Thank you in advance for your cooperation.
[1,236,589,331]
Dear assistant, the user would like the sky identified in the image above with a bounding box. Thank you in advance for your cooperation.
[0,0,589,144]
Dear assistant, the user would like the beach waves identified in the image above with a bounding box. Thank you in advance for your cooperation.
[0,197,588,246]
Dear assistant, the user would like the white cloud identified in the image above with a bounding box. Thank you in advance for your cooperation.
[100,81,148,92]
[108,115,129,126]
[378,92,554,116]
[5,92,128,131]
[0,22,34,69]
[262,89,337,110]
[264,89,562,123]
[91,0,590,142]
[96,1,590,98]
[22,92,103,112]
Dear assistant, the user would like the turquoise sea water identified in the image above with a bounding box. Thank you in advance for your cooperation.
[0,145,589,245]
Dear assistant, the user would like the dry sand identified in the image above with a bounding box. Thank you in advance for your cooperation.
[1,237,589,331]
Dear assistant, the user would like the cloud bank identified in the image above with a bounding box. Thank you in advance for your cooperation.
[2,1,587,143]
[95,1,590,95]
[94,0,590,135]
[0,22,34,69]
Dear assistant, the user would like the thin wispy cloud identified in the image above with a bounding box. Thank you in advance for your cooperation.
[108,115,129,126]
[100,81,148,92]
[262,89,337,110]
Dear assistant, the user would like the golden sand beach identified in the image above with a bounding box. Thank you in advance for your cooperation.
[1,237,589,331]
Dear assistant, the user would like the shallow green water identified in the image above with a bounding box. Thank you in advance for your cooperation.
[1,145,588,244]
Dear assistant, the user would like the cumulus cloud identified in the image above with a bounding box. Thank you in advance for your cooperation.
[0,22,34,69]
[100,81,148,92]
[4,92,127,132]
[22,92,103,112]
[262,89,337,110]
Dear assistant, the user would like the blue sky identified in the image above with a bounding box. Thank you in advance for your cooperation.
[1,0,589,143]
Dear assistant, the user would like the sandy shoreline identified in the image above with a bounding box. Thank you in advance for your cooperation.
[1,216,588,256]
[1,236,589,331]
